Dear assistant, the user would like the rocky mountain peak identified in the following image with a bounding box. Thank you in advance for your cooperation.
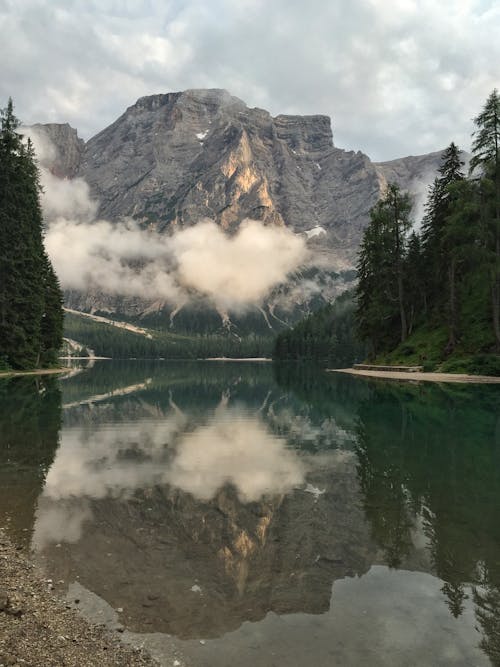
[29,122,84,178]
[31,89,447,330]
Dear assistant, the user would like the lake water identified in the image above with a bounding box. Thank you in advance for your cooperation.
[1,361,499,666]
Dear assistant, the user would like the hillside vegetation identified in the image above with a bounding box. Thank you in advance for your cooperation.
[272,290,365,366]
[356,90,500,375]
[64,311,272,359]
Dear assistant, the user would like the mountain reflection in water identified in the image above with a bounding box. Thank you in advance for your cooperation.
[0,361,499,666]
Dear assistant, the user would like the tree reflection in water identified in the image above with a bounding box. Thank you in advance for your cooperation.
[276,365,500,664]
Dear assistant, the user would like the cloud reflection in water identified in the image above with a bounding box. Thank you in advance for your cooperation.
[34,399,305,547]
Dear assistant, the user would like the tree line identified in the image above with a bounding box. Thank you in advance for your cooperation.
[0,99,64,370]
[272,290,365,366]
[356,90,500,373]
[64,312,273,359]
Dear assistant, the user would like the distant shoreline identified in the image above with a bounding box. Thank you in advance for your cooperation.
[0,368,69,378]
[203,357,272,362]
[330,368,500,384]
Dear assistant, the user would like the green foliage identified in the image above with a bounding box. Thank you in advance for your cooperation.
[470,88,500,175]
[0,98,64,369]
[355,90,500,373]
[63,312,273,359]
[470,88,500,346]
[356,184,413,353]
[272,290,366,366]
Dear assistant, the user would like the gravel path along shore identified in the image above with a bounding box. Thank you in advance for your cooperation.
[0,530,157,667]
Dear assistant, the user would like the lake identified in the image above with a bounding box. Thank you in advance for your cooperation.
[1,361,499,666]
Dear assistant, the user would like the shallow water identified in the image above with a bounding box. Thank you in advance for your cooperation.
[1,361,499,666]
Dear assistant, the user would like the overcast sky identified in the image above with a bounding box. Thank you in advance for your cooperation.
[1,0,499,160]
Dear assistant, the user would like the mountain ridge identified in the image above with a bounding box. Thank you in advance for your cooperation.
[30,89,446,333]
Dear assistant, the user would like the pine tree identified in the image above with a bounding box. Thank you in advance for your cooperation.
[40,251,64,365]
[0,98,64,369]
[356,184,413,353]
[421,142,465,304]
[470,89,500,347]
[404,231,424,336]
[421,143,465,349]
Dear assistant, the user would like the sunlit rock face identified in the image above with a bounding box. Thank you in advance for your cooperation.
[76,89,380,259]
[30,89,445,330]
[33,89,445,260]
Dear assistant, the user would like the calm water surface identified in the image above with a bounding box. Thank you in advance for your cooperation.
[1,361,499,666]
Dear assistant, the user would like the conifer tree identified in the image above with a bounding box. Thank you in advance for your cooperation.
[421,143,465,348]
[356,184,412,353]
[0,98,64,369]
[404,231,424,336]
[470,89,500,347]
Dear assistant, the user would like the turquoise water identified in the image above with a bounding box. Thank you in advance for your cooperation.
[0,361,499,666]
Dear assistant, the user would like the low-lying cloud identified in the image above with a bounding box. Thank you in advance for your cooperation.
[45,218,306,311]
[26,128,307,311]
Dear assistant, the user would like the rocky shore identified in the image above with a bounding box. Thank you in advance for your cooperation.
[0,530,157,667]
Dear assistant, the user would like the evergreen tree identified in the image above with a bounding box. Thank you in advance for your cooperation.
[40,251,64,365]
[421,142,465,303]
[0,98,64,369]
[356,184,413,354]
[404,231,424,336]
[470,89,500,347]
[421,143,466,349]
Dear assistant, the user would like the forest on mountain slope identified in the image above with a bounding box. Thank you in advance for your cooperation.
[272,290,365,366]
[63,311,273,359]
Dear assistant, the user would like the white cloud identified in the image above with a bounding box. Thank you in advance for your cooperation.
[22,126,307,309]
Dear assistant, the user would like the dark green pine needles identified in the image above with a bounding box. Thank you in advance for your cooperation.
[0,98,64,370]
[354,89,500,373]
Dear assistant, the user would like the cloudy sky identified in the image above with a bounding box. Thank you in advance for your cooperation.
[1,0,499,160]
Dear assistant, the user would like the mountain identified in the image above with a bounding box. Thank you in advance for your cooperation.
[33,89,444,334]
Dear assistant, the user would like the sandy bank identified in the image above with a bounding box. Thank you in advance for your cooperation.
[0,530,156,666]
[330,368,500,384]
[203,357,272,362]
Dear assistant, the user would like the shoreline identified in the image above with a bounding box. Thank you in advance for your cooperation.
[0,529,156,666]
[203,356,272,362]
[330,368,500,384]
[0,367,69,378]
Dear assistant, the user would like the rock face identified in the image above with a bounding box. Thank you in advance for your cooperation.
[375,150,444,192]
[77,89,382,263]
[30,122,84,178]
[32,89,445,330]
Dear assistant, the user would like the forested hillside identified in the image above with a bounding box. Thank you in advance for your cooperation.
[355,90,500,375]
[0,99,63,369]
[64,312,272,359]
[272,290,365,366]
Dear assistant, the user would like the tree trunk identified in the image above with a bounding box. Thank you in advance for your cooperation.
[398,272,407,342]
[494,187,500,348]
[492,230,500,348]
[394,195,407,343]
[447,257,457,351]
[494,127,500,347]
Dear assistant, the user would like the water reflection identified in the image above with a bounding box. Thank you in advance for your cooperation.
[348,379,500,664]
[0,362,499,665]
[0,376,61,545]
